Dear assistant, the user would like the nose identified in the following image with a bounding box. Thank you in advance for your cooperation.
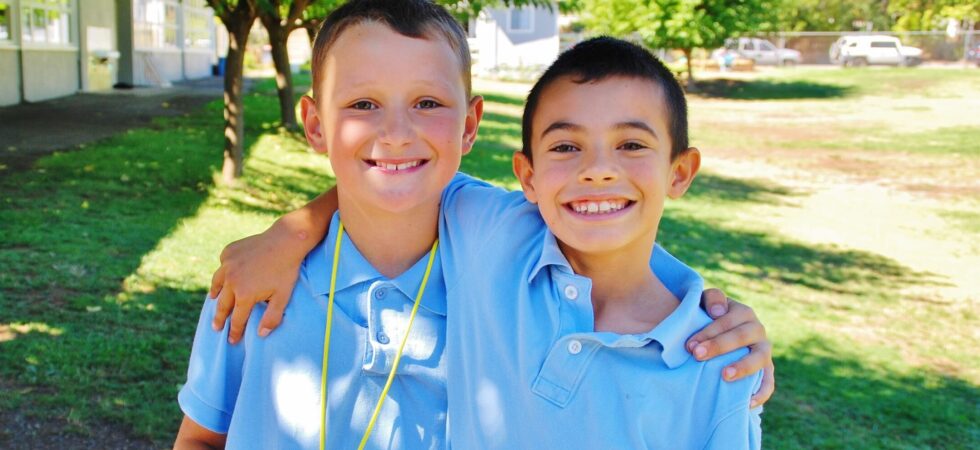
[378,108,414,149]
[579,148,619,183]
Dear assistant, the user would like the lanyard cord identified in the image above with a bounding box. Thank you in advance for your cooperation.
[319,222,439,450]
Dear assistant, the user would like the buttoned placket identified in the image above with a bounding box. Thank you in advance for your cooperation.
[531,267,603,407]
[363,280,399,375]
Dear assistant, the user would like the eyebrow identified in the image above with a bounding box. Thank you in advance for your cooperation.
[540,120,659,140]
[615,121,659,140]
[540,121,583,138]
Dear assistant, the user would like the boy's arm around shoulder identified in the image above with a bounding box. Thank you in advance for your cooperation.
[210,188,337,343]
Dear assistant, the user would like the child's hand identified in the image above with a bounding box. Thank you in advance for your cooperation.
[208,232,304,344]
[687,289,775,408]
[208,189,337,344]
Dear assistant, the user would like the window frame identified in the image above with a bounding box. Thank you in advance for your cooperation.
[20,0,76,49]
[0,1,13,43]
[133,0,181,51]
[507,6,534,34]
[182,0,213,51]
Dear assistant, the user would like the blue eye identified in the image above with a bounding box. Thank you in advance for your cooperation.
[351,101,377,110]
[417,99,441,109]
[549,144,579,153]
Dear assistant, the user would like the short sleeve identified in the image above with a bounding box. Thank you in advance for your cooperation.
[177,298,246,434]
[702,372,763,450]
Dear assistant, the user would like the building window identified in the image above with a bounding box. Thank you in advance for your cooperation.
[508,7,533,33]
[183,0,212,49]
[134,0,179,49]
[21,0,74,45]
[0,2,12,41]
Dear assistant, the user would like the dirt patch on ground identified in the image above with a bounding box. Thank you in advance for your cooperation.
[0,379,156,449]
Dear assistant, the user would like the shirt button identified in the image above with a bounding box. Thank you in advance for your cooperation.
[567,340,583,355]
[374,289,386,300]
[564,285,579,300]
[376,332,390,345]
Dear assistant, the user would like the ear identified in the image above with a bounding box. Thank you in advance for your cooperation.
[301,95,328,154]
[667,147,701,199]
[512,151,538,204]
[461,95,484,156]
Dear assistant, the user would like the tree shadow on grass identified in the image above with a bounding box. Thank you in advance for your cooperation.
[462,110,523,185]
[659,213,939,298]
[693,79,854,100]
[687,172,799,206]
[0,85,308,447]
[766,337,978,449]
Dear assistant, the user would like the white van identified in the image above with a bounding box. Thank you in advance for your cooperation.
[829,35,923,67]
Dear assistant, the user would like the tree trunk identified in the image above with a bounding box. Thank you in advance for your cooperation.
[305,20,320,45]
[683,48,697,91]
[262,17,298,130]
[221,20,253,184]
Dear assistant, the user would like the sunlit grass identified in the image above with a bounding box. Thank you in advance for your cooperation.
[1,71,977,448]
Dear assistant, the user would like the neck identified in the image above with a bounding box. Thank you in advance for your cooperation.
[559,238,678,333]
[336,194,439,279]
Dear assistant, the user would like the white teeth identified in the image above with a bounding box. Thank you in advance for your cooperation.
[571,200,628,215]
[376,160,421,171]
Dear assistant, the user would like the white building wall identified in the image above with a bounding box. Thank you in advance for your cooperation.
[183,50,213,78]
[22,49,79,102]
[0,48,20,106]
[472,6,559,74]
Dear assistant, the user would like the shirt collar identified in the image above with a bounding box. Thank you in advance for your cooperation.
[643,245,710,369]
[305,212,447,316]
[527,231,709,368]
[527,231,573,283]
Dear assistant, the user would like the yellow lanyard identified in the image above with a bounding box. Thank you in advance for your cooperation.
[319,222,439,450]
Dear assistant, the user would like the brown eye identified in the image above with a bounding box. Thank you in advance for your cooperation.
[549,144,579,153]
[417,99,441,109]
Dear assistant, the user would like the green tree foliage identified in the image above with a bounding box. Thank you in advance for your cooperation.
[776,0,892,31]
[579,0,779,83]
[888,0,980,31]
[775,0,979,32]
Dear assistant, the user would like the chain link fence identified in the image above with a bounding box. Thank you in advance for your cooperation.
[772,30,978,64]
[560,30,979,66]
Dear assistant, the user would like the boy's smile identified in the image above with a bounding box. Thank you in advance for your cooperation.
[514,75,699,260]
[301,21,481,218]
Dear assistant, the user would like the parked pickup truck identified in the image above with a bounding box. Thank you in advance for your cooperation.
[829,35,923,67]
[719,37,802,66]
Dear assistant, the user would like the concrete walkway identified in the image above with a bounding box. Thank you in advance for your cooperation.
[0,76,241,172]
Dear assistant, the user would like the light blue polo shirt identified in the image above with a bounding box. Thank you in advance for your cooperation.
[179,212,448,449]
[439,175,762,449]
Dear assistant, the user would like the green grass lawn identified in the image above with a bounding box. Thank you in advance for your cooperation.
[1,70,977,448]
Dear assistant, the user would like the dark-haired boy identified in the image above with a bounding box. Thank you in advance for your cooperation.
[440,37,762,448]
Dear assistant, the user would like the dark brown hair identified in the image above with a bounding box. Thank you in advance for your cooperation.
[522,37,689,162]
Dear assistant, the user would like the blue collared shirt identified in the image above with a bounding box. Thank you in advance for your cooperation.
[440,175,762,449]
[179,212,448,449]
